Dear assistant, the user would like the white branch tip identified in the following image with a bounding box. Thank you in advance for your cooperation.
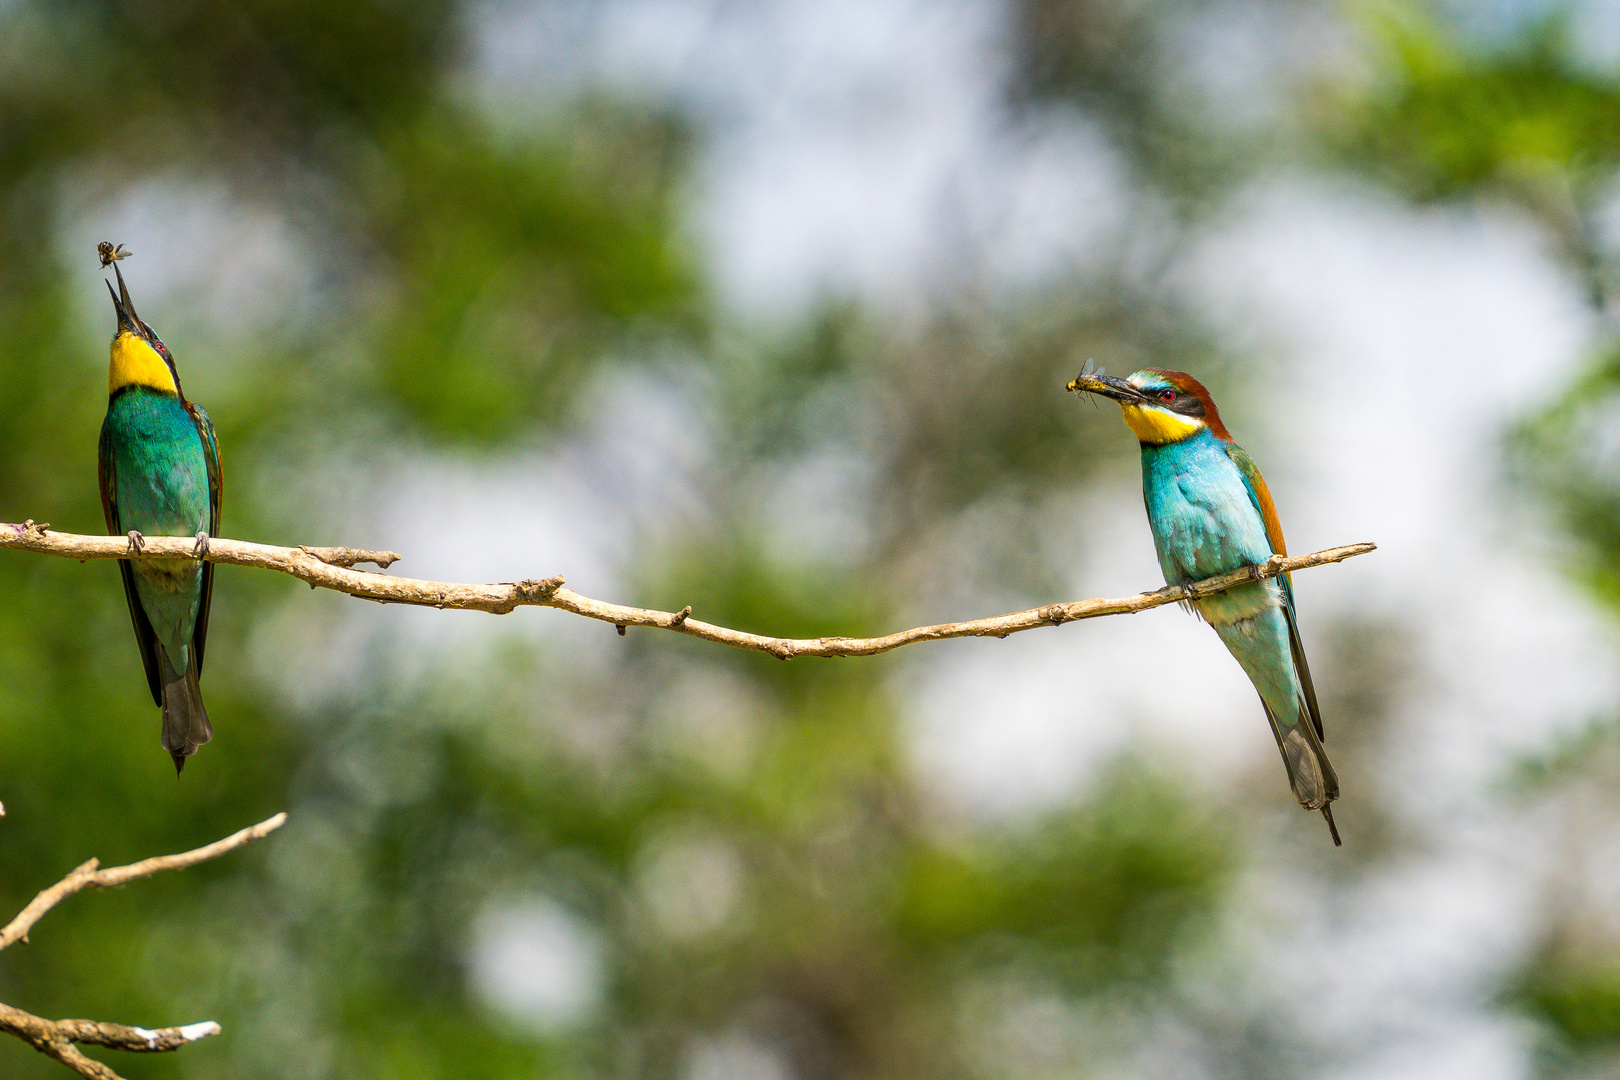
[130,1020,220,1046]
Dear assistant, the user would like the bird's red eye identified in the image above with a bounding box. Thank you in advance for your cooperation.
[1158,389,1176,402]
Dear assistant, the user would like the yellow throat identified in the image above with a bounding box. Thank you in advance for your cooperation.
[1119,402,1202,444]
[109,331,176,395]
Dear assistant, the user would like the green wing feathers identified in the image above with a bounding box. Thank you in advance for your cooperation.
[186,401,222,674]
[1223,442,1287,557]
[1226,442,1335,777]
[1286,603,1326,743]
[99,422,164,706]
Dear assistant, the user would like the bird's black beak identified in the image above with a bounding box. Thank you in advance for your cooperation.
[106,263,144,338]
[1067,364,1149,405]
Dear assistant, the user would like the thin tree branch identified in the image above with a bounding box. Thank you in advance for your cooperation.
[0,812,286,1080]
[0,521,1375,659]
[0,812,287,950]
[0,1004,221,1079]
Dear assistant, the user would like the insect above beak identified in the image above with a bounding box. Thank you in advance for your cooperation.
[98,241,132,268]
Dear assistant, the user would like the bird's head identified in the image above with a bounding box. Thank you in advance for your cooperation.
[106,264,183,399]
[1067,363,1229,445]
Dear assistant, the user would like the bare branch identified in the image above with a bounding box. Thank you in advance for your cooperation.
[0,813,283,1079]
[0,521,1375,659]
[296,544,400,569]
[0,812,287,951]
[0,1003,221,1079]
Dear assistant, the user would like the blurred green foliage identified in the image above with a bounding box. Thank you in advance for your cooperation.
[1522,966,1620,1047]
[1333,3,1620,306]
[1337,8,1620,201]
[1512,344,1620,613]
[373,109,701,441]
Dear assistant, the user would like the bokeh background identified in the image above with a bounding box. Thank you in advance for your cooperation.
[3,0,1620,1076]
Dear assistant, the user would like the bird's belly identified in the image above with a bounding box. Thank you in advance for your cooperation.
[133,559,203,657]
[1210,603,1298,720]
[120,456,207,654]
[1194,578,1278,626]
[1158,502,1280,624]
[1151,502,1273,611]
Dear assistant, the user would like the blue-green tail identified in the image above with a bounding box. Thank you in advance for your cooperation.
[1210,600,1342,845]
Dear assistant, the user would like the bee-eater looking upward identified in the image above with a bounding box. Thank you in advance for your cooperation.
[1067,364,1340,845]
[98,264,221,773]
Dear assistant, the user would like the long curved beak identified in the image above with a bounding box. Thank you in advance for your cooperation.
[1067,367,1149,405]
[106,263,144,338]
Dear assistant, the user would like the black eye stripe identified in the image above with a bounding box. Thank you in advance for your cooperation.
[1139,385,1205,418]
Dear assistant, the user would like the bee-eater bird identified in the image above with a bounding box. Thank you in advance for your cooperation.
[1067,363,1340,845]
[98,264,221,773]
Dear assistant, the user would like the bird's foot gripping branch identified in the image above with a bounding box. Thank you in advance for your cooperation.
[0,812,286,1080]
[0,521,1375,660]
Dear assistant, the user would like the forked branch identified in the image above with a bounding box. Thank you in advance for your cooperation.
[0,521,1374,659]
[0,812,286,1079]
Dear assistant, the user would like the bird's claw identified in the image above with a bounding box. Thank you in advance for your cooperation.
[193,531,210,558]
[1180,582,1197,602]
[126,530,146,554]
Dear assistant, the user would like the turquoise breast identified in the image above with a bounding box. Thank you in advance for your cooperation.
[102,388,211,662]
[1140,429,1277,627]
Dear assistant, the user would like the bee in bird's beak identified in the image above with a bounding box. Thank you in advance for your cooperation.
[1067,360,1152,405]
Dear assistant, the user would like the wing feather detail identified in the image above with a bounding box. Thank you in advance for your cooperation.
[1225,442,1327,745]
[186,402,222,675]
[1285,600,1327,743]
[1224,442,1287,557]
[100,420,163,706]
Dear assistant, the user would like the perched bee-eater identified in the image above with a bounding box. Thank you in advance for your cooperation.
[98,264,221,773]
[1067,363,1340,845]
